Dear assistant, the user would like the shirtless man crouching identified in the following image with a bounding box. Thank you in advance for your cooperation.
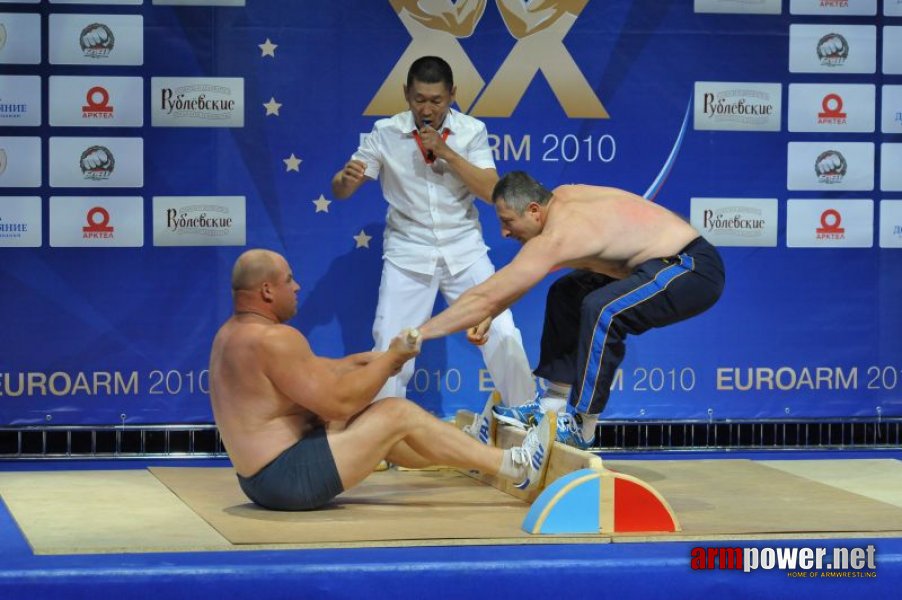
[208,249,554,510]
[418,171,725,450]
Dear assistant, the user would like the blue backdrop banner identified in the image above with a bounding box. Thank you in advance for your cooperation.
[0,0,900,424]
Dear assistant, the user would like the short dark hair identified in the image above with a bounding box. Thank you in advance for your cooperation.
[492,171,552,214]
[407,56,454,91]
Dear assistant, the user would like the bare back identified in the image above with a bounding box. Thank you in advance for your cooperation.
[209,317,317,477]
[543,185,699,278]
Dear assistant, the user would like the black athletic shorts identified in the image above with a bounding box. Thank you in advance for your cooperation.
[236,426,344,511]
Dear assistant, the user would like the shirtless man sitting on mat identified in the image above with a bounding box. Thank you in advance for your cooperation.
[208,249,554,510]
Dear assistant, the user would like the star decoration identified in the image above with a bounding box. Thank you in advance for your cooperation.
[258,38,278,58]
[312,194,332,213]
[353,229,372,248]
[263,97,282,116]
[283,153,302,172]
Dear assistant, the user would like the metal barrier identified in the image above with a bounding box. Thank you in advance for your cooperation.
[0,419,900,459]
[0,424,226,459]
[595,419,902,451]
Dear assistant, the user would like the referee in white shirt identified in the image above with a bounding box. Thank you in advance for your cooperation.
[331,56,535,408]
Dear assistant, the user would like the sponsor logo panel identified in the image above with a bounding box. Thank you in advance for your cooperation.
[880,200,902,248]
[787,142,874,191]
[693,82,781,132]
[0,75,41,127]
[882,85,902,134]
[0,196,41,247]
[786,199,873,248]
[152,196,246,246]
[49,14,143,66]
[790,0,876,16]
[885,27,902,75]
[789,24,876,74]
[694,0,781,14]
[690,198,778,247]
[151,77,245,127]
[49,196,143,247]
[787,83,875,132]
[49,137,143,188]
[0,136,41,187]
[881,143,902,192]
[0,13,41,64]
[49,76,144,127]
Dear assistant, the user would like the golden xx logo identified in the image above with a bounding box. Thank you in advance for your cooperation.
[365,0,608,119]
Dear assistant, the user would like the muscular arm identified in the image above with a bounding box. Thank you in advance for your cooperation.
[443,159,498,203]
[325,351,381,375]
[392,0,487,36]
[262,327,412,421]
[418,236,559,339]
[496,0,584,38]
[430,124,498,202]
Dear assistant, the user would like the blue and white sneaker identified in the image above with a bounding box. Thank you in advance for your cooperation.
[463,391,499,446]
[512,411,556,491]
[493,396,544,430]
[555,412,595,450]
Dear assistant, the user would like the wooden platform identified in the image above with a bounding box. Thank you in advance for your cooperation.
[2,458,902,555]
[150,467,540,546]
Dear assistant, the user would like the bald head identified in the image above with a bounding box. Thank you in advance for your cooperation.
[231,249,282,291]
[229,249,299,322]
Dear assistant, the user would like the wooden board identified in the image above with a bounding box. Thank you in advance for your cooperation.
[151,466,542,545]
[0,470,231,555]
[454,410,603,502]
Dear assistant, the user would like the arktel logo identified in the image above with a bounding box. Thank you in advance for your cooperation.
[82,86,114,119]
[816,209,845,240]
[817,93,846,125]
[82,206,114,239]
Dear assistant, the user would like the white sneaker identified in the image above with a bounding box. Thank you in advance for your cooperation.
[462,391,499,446]
[511,410,555,491]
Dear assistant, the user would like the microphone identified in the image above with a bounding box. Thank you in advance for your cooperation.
[422,119,435,162]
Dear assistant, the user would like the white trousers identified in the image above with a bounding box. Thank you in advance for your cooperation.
[372,255,536,406]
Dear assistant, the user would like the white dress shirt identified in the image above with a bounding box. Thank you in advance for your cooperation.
[352,108,496,276]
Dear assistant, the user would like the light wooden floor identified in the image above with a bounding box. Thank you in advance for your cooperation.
[1,459,901,555]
